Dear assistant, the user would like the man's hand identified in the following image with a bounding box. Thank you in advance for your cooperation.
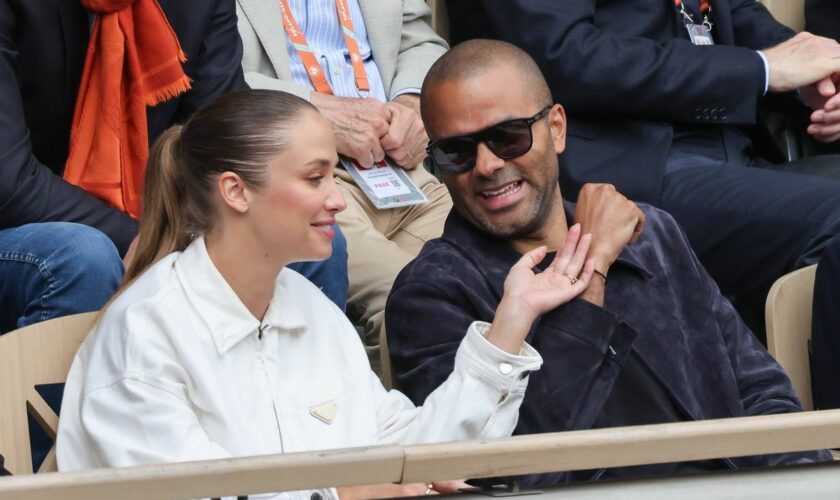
[310,92,390,167]
[488,225,594,354]
[801,74,840,142]
[574,183,644,275]
[383,93,428,169]
[764,32,840,93]
[337,480,469,499]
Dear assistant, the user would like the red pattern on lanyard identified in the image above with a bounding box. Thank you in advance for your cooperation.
[674,0,710,13]
[277,0,371,95]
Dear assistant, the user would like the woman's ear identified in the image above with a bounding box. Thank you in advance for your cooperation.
[217,172,250,214]
[548,104,567,155]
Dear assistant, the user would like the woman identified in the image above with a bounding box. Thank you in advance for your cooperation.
[56,90,594,498]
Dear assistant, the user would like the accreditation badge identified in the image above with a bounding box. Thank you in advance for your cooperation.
[686,23,714,45]
[341,157,428,209]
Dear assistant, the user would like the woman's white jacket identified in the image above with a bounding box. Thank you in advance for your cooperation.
[56,237,542,499]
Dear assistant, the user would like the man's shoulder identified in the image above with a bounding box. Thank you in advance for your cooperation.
[629,202,700,268]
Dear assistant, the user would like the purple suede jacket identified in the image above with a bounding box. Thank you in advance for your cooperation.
[386,202,831,485]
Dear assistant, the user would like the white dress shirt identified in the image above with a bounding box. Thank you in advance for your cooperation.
[56,237,542,500]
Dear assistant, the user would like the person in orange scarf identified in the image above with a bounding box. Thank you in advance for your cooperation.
[0,0,350,341]
[0,0,248,339]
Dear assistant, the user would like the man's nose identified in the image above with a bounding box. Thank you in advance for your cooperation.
[473,142,505,177]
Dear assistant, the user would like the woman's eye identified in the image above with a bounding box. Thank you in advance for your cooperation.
[308,175,324,185]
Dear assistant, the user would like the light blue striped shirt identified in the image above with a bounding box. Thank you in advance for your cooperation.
[285,0,413,101]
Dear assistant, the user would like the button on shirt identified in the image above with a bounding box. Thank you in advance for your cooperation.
[285,0,391,100]
[56,236,542,500]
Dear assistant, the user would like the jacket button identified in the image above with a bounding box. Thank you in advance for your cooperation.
[311,493,323,500]
[499,362,513,375]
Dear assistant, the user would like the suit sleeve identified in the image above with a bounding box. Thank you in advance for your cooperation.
[465,0,792,124]
[0,1,137,254]
[388,0,448,97]
[173,0,247,123]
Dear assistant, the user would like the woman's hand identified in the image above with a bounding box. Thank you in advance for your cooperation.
[337,479,469,499]
[486,224,594,354]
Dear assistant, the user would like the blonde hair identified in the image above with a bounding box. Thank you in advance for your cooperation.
[123,89,317,284]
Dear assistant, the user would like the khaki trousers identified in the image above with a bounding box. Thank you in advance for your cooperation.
[335,167,452,375]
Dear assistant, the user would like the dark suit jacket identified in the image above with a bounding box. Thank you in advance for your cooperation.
[0,0,246,254]
[446,0,795,202]
[807,0,840,41]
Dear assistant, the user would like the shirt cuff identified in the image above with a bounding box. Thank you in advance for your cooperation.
[756,51,770,95]
[454,321,543,393]
[390,88,421,100]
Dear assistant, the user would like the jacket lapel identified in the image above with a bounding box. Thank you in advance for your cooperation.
[239,0,293,80]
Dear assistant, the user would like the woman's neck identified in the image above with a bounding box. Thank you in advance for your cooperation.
[204,229,286,322]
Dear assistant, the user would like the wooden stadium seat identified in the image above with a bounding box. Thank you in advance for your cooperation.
[765,265,817,411]
[759,0,805,32]
[0,312,97,475]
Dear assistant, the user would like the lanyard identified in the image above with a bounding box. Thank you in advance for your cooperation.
[277,0,370,96]
[674,0,710,12]
[674,0,713,31]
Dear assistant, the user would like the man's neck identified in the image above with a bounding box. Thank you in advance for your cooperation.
[510,198,569,255]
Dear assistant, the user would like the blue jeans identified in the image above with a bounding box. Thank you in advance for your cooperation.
[0,223,123,334]
[288,225,349,311]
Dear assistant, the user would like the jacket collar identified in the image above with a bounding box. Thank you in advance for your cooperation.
[440,200,654,297]
[174,236,308,355]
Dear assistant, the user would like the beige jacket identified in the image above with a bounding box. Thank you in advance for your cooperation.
[236,0,448,100]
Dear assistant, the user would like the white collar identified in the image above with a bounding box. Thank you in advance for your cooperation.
[174,236,308,355]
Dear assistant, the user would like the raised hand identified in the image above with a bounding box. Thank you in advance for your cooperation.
[486,224,595,354]
[574,183,644,276]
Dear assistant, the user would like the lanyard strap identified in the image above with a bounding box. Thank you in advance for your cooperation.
[277,0,370,95]
[674,0,710,13]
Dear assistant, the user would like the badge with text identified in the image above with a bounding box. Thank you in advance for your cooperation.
[686,23,714,45]
[341,157,428,209]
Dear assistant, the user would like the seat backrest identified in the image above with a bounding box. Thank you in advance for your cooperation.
[765,265,817,411]
[0,312,97,475]
[426,0,449,42]
[759,0,805,32]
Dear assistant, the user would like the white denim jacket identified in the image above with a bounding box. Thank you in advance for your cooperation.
[56,237,542,500]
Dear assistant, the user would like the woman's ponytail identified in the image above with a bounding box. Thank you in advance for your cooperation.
[123,125,191,283]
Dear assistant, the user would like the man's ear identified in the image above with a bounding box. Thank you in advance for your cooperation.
[217,171,250,214]
[548,104,567,155]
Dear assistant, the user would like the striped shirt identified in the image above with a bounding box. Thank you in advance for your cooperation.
[285,0,416,101]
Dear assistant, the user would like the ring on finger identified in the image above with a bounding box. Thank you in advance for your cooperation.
[425,483,434,495]
[566,274,578,285]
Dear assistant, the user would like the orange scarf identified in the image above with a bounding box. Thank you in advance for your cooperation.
[64,0,191,219]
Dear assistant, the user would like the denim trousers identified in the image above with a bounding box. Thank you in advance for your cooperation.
[0,222,123,333]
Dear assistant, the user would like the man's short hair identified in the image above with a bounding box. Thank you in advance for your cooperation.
[421,39,553,123]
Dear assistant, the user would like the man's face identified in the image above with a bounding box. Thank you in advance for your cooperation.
[424,66,567,240]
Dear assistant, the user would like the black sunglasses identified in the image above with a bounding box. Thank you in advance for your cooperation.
[425,106,551,175]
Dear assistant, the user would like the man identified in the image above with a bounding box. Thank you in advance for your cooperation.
[386,40,831,484]
[236,0,453,368]
[445,0,840,409]
[0,0,346,334]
